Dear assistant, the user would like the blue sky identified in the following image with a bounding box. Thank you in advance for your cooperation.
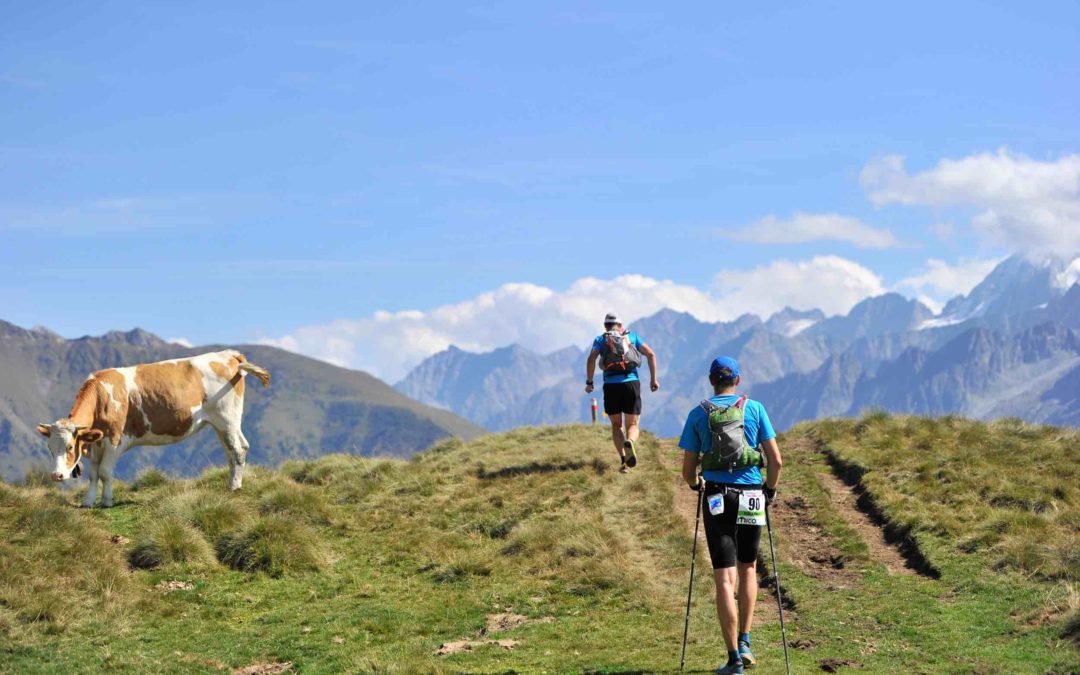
[3,2,1078,378]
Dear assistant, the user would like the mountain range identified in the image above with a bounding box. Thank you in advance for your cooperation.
[0,322,483,482]
[395,255,1080,436]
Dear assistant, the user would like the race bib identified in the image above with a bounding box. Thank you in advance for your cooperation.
[707,493,725,516]
[736,490,766,526]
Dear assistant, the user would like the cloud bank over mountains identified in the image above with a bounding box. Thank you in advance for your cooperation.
[862,149,1080,254]
[262,256,885,380]
[264,150,1080,381]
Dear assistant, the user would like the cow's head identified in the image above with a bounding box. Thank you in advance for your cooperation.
[36,422,103,481]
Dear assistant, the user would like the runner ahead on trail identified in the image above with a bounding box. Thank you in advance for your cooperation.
[585,312,659,473]
[679,356,783,675]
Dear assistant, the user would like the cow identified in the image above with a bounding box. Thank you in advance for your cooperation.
[37,350,270,507]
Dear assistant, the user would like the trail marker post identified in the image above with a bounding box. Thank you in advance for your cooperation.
[590,398,598,424]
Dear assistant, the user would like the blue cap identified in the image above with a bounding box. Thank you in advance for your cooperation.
[709,356,740,378]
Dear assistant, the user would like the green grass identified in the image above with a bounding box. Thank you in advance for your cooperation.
[0,419,1077,673]
[770,413,1080,674]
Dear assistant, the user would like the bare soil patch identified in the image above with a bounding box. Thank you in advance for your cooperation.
[768,493,858,586]
[231,662,293,675]
[435,639,520,656]
[154,580,194,592]
[482,612,529,634]
[819,657,861,672]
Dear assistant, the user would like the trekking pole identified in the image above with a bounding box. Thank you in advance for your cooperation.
[680,483,705,672]
[764,502,792,675]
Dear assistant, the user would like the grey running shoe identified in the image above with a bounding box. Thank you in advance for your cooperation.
[623,439,637,468]
[738,641,755,667]
[716,659,744,675]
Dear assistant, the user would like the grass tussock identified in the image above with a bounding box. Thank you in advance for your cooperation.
[215,514,325,577]
[127,517,217,570]
[154,488,253,541]
[131,468,168,491]
[0,491,136,636]
[258,481,332,525]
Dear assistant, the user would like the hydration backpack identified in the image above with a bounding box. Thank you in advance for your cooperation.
[599,330,643,375]
[700,395,765,472]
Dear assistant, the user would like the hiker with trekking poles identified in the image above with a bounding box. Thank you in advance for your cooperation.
[678,356,787,674]
[585,312,659,474]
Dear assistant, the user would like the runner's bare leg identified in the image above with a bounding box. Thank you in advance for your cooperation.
[713,567,739,650]
[609,413,626,460]
[737,559,758,635]
[624,413,640,444]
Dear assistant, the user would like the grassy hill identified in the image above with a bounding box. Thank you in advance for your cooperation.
[1,417,1077,673]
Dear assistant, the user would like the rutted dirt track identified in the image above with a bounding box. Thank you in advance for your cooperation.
[813,459,915,576]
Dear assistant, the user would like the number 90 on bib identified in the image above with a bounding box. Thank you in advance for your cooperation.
[736,490,766,526]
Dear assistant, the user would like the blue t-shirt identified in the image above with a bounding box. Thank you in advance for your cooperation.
[678,394,776,485]
[591,331,644,384]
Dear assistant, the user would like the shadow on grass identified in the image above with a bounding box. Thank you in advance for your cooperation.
[476,459,602,480]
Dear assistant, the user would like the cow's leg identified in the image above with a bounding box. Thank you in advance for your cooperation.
[81,459,100,508]
[215,428,246,490]
[98,448,121,508]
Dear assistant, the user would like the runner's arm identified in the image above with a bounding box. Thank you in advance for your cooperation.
[681,451,702,490]
[761,437,782,489]
[585,348,600,392]
[638,342,659,391]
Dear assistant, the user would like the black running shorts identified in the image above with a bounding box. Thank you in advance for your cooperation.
[702,484,763,569]
[602,380,642,416]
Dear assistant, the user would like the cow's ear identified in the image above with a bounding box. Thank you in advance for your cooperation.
[37,424,51,438]
[77,429,104,443]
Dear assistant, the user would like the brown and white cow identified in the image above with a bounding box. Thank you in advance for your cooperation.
[37,350,270,507]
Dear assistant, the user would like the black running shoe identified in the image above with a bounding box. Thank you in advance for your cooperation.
[623,439,637,468]
[716,659,744,674]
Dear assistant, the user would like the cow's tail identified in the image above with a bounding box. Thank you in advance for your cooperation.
[235,353,271,387]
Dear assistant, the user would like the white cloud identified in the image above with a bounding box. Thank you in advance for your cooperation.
[894,257,1003,309]
[723,212,901,249]
[262,256,885,381]
[168,337,194,347]
[714,256,886,318]
[861,149,1080,255]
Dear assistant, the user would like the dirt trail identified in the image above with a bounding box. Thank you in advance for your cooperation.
[813,461,915,576]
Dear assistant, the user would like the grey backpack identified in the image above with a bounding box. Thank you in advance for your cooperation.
[599,330,643,375]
